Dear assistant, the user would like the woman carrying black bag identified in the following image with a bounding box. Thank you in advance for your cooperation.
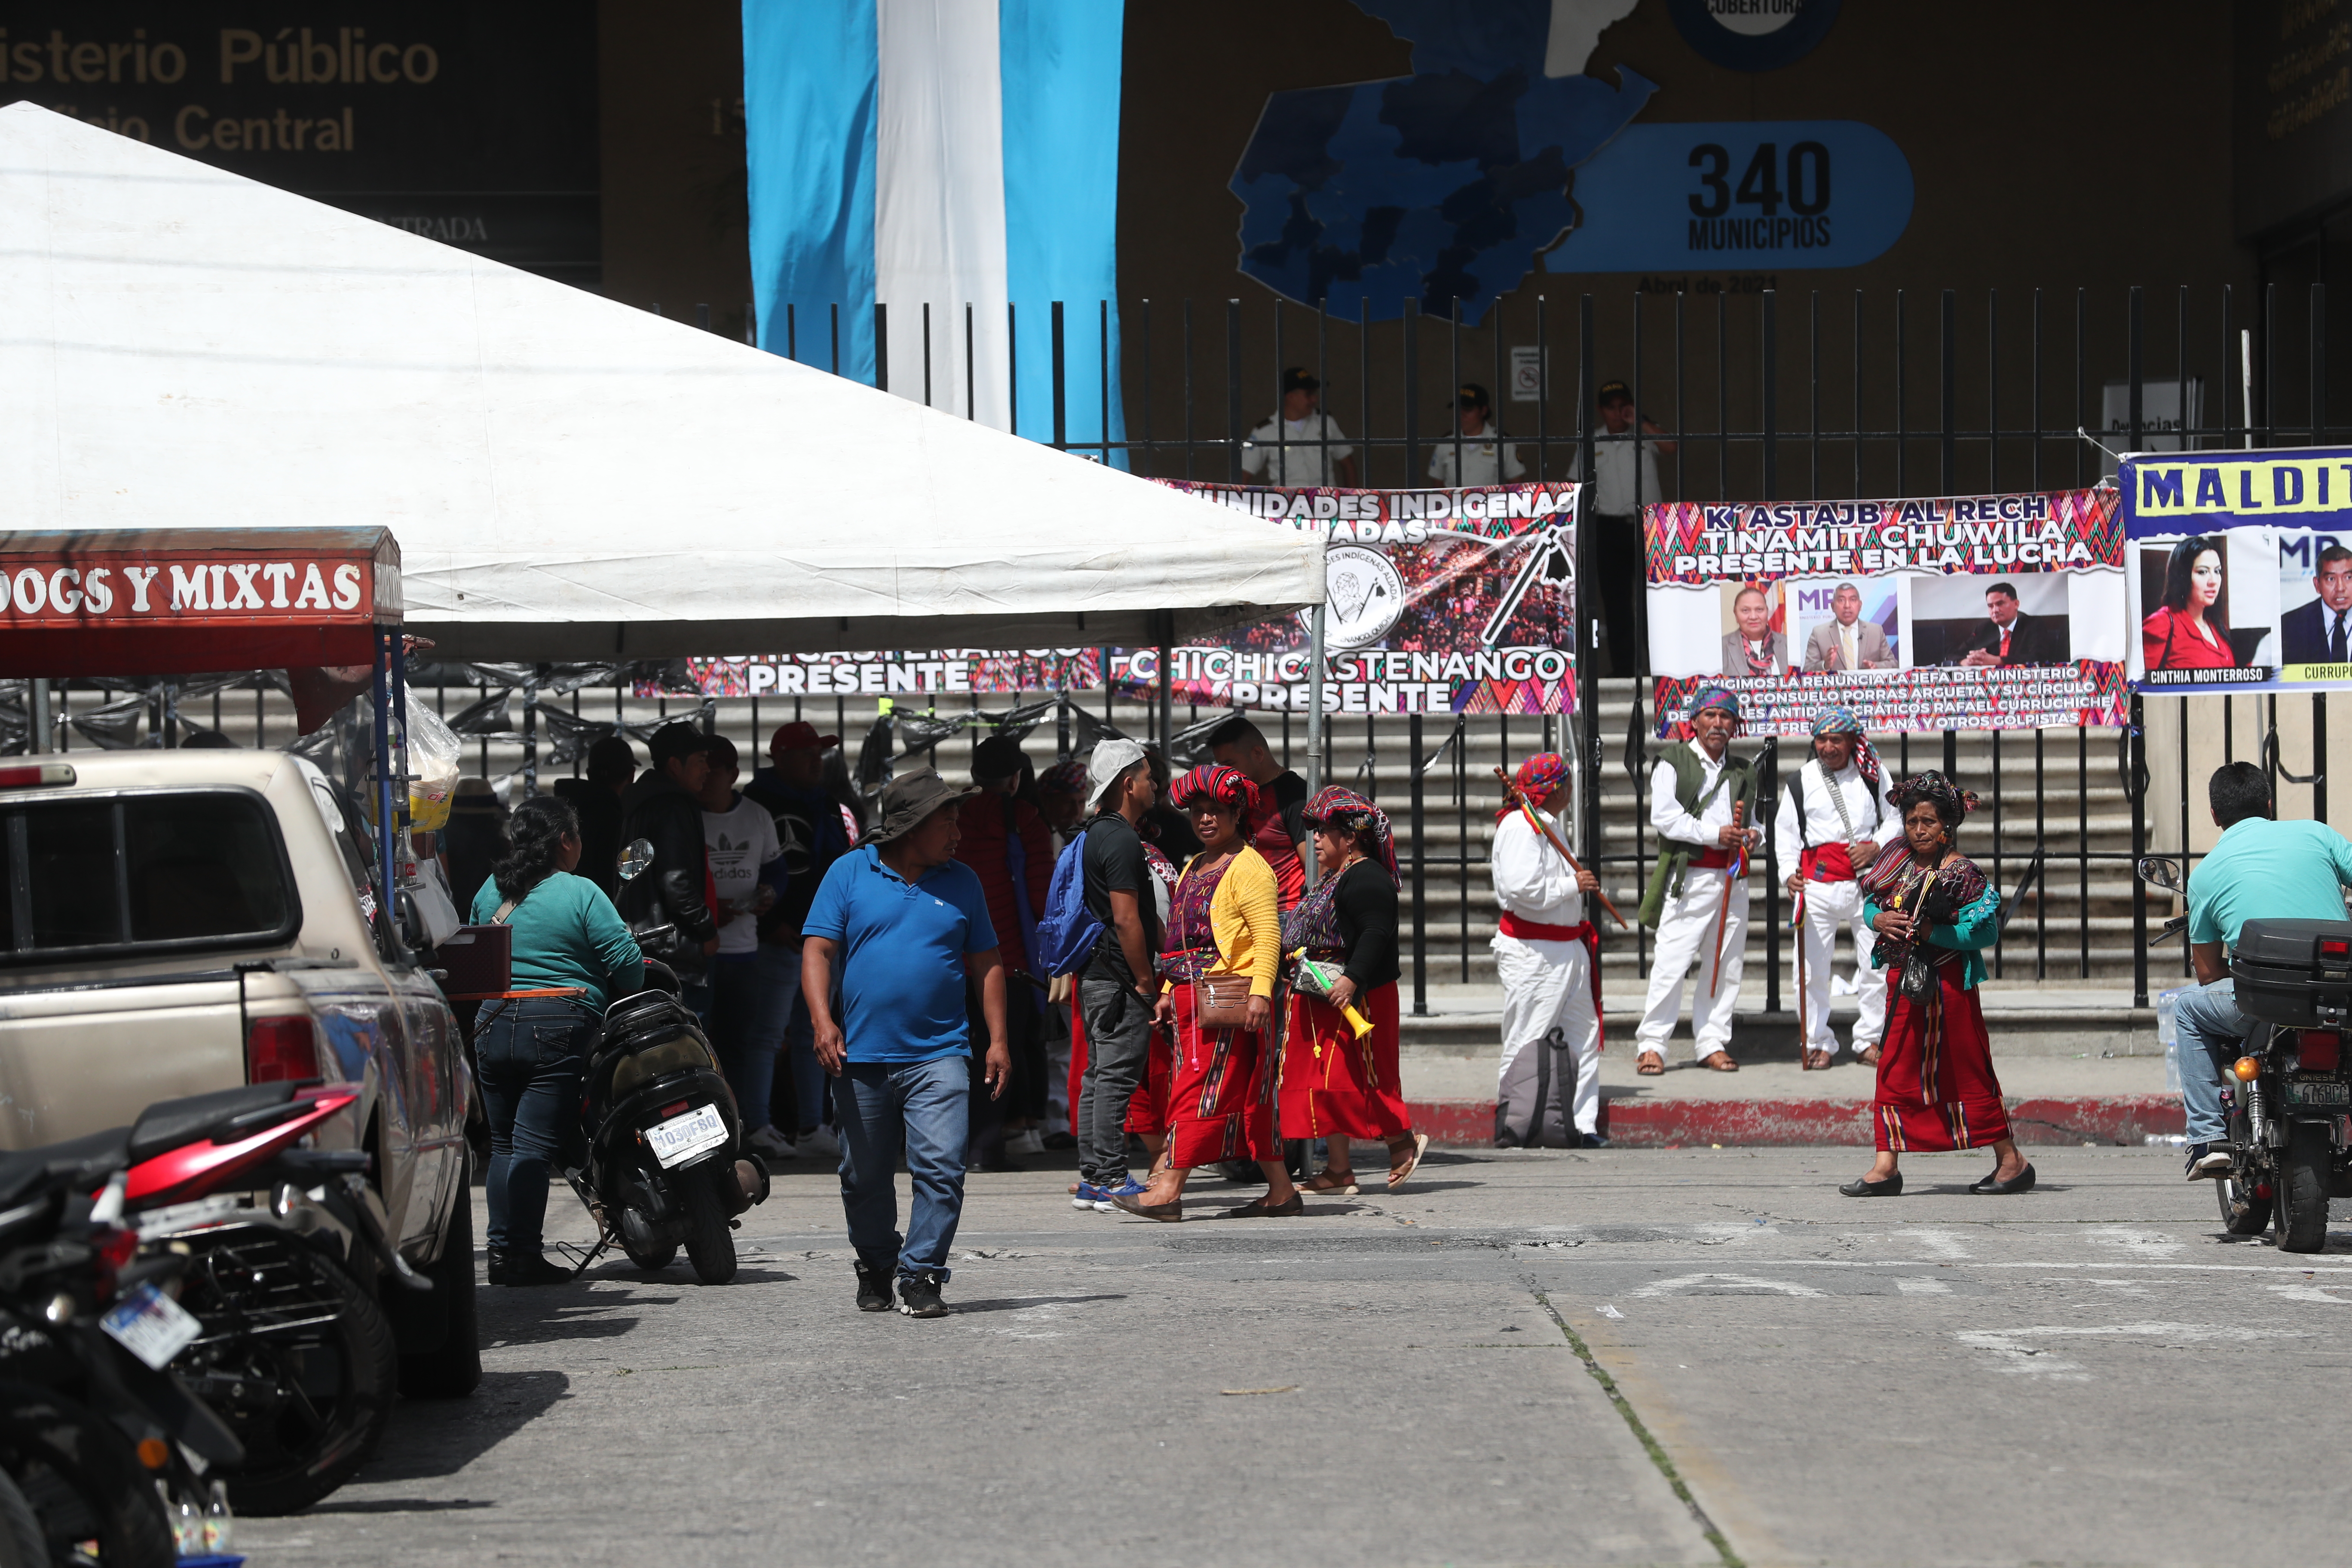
[469,796,645,1283]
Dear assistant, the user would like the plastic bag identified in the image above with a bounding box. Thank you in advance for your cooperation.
[404,701,462,831]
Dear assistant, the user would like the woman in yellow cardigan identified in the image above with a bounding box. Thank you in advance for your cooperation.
[1113,765,1300,1221]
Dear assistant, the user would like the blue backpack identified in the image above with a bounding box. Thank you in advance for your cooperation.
[1035,824,1106,977]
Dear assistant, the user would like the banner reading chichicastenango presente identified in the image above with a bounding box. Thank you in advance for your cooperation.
[1112,483,1579,716]
[2120,444,2352,692]
[674,650,1100,698]
[1645,488,2129,735]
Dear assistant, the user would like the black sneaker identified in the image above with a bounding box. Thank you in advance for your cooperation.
[854,1259,896,1312]
[895,1270,949,1318]
[493,1251,574,1287]
[2185,1143,2234,1180]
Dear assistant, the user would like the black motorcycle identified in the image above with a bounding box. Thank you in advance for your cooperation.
[567,840,769,1284]
[2144,856,2352,1252]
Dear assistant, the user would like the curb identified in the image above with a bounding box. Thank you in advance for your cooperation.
[1406,1094,2184,1149]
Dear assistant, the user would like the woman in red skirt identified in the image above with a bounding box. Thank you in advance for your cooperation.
[1111,766,1297,1221]
[1841,771,2034,1197]
[1285,787,1429,1194]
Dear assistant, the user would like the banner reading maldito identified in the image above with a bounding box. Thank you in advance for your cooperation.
[1112,482,1580,716]
[2119,444,2352,692]
[1645,487,2129,735]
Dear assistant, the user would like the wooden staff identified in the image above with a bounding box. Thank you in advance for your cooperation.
[1792,877,1809,1063]
[1707,798,1747,998]
[1491,766,1628,929]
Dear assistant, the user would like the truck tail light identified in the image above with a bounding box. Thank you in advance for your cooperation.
[2321,937,2352,959]
[246,1016,320,1083]
[0,763,74,789]
[2298,1032,2342,1072]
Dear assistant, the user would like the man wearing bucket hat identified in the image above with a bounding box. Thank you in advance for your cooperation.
[1635,688,1759,1075]
[800,766,1008,1319]
[1774,707,1904,1070]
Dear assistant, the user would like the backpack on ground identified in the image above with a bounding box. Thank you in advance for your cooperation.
[1035,823,1107,977]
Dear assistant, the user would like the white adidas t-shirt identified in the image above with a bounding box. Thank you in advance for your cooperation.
[703,795,782,955]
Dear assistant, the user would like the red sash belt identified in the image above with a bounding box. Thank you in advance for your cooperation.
[1689,846,1736,870]
[1495,913,1606,1055]
[1800,843,1855,882]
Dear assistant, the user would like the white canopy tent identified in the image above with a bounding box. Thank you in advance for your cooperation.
[0,104,1323,664]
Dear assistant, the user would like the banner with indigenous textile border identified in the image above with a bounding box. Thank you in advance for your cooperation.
[1645,487,2129,735]
[2119,444,2352,692]
[1108,482,1580,717]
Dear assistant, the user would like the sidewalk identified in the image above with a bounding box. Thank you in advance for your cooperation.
[1393,981,2182,1149]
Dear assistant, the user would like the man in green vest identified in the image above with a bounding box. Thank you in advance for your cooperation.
[1635,688,1759,1075]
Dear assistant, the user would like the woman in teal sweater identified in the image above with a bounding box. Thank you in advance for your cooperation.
[469,796,644,1284]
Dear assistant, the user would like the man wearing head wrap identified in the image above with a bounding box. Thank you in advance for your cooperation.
[1635,689,1760,1073]
[1489,753,1607,1146]
[1774,708,1905,1070]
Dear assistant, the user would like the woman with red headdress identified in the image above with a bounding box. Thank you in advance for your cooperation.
[1841,771,2034,1197]
[1285,787,1430,1192]
[1110,765,1298,1220]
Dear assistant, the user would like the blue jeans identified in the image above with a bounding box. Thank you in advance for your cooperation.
[782,970,830,1135]
[2177,978,2257,1143]
[835,1054,970,1283]
[476,996,598,1257]
[702,951,788,1136]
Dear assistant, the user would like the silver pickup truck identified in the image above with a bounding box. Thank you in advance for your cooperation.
[0,747,479,1393]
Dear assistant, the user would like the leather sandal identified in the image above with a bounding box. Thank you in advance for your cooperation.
[1857,1044,1883,1066]
[1636,1050,1666,1076]
[1297,1170,1359,1196]
[1387,1132,1430,1191]
[1802,1048,1834,1071]
[1699,1050,1740,1072]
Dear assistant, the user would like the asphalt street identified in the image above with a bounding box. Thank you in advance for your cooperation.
[238,1145,2352,1568]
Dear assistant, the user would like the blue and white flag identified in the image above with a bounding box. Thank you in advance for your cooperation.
[743,0,1125,459]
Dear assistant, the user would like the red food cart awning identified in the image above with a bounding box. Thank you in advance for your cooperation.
[0,527,400,678]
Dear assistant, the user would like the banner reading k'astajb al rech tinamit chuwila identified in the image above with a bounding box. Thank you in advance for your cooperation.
[1112,482,1580,716]
[2120,444,2352,692]
[1645,488,2129,735]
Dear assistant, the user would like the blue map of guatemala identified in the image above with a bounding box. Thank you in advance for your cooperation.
[1231,0,1654,325]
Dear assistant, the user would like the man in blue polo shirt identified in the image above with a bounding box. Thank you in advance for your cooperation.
[802,766,1008,1318]
[2175,762,2352,1179]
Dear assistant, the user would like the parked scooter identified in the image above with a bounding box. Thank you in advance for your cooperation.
[562,841,770,1285]
[2142,856,2352,1251]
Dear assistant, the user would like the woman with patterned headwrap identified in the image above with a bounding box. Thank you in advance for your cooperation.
[1284,787,1431,1191]
[1841,772,2034,1197]
[1488,753,1607,1149]
[1110,765,1299,1220]
[1773,707,1903,1072]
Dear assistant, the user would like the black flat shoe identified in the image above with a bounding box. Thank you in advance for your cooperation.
[1223,1192,1304,1217]
[1969,1163,2036,1194]
[1838,1172,1902,1197]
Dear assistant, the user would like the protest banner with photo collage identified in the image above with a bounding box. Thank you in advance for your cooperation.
[1645,487,2130,735]
[2119,444,2352,692]
[1111,482,1580,716]
[676,649,1099,699]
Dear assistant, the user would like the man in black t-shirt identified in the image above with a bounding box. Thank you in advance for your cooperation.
[1208,716,1309,911]
[1072,738,1160,1206]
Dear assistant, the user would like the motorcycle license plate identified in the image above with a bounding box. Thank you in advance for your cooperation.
[647,1103,727,1168]
[100,1282,202,1371]
[2289,1080,2352,1106]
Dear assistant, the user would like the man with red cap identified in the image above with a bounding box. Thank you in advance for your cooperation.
[1635,688,1759,1075]
[1490,753,1605,1146]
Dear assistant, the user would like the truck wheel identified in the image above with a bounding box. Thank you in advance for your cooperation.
[0,1382,176,1568]
[2277,1124,2333,1253]
[683,1164,738,1286]
[398,1155,483,1400]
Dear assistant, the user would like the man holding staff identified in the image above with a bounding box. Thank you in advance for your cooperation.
[1490,753,1607,1146]
[1635,689,1759,1075]
[1775,708,1903,1070]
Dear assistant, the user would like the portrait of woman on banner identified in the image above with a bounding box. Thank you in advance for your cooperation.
[2140,535,2238,672]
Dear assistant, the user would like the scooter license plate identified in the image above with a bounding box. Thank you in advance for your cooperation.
[647,1103,727,1168]
[2288,1080,2351,1106]
[100,1282,202,1371]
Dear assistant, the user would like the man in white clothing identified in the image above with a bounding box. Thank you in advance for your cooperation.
[1239,367,1358,487]
[1773,707,1902,1072]
[1635,689,1758,1074]
[1490,752,1605,1147]
[1429,382,1526,487]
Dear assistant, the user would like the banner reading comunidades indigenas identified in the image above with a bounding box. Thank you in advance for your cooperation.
[2119,444,2352,692]
[1105,482,1580,716]
[1645,487,2129,735]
